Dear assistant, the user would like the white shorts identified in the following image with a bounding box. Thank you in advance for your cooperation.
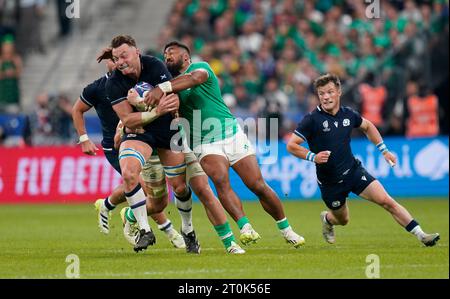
[193,126,255,166]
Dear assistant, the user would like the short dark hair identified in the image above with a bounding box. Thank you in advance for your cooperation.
[164,41,190,56]
[110,35,137,49]
[313,73,341,91]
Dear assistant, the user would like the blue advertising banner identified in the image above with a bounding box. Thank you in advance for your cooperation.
[216,136,449,201]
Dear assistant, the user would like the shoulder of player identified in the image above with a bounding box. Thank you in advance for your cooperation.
[92,74,109,89]
[141,54,164,66]
[188,61,211,72]
[341,105,360,116]
[105,71,123,89]
[81,75,105,100]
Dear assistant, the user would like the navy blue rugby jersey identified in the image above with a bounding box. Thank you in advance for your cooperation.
[80,73,118,149]
[105,55,175,133]
[294,105,363,184]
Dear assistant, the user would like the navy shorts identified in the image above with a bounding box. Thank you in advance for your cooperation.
[122,127,180,150]
[104,148,121,174]
[318,160,376,210]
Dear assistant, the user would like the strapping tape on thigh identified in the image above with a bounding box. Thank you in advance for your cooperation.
[163,162,187,177]
[119,148,145,167]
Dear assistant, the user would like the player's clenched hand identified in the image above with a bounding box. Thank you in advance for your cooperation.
[315,150,331,164]
[127,88,147,111]
[81,140,98,156]
[156,93,179,115]
[383,151,397,167]
[127,88,139,104]
[144,86,164,107]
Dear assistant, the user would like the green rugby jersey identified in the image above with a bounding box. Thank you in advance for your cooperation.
[177,61,237,148]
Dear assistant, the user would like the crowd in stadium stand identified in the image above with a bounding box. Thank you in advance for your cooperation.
[148,0,449,140]
[0,0,74,146]
[0,0,448,147]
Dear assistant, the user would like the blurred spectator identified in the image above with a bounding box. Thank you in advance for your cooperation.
[53,93,74,142]
[29,92,56,145]
[357,73,387,130]
[262,77,289,113]
[15,0,46,56]
[237,20,263,55]
[288,81,310,114]
[233,84,253,111]
[405,81,439,138]
[238,60,263,98]
[0,35,22,114]
[0,0,19,40]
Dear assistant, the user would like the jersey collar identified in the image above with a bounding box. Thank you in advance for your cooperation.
[317,105,342,117]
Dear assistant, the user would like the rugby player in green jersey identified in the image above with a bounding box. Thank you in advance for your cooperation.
[144,41,305,248]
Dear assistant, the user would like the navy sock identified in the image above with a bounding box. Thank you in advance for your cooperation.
[405,219,419,232]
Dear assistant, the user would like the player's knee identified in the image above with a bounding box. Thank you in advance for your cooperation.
[210,173,230,191]
[247,178,267,196]
[194,184,214,203]
[340,216,350,226]
[381,196,397,212]
[121,168,139,187]
[172,182,188,196]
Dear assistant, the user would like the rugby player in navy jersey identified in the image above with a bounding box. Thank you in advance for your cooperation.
[71,57,186,249]
[287,74,439,247]
[99,36,246,254]
[96,35,200,253]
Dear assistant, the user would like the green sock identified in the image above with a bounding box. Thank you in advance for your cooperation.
[214,221,235,248]
[236,216,250,230]
[125,207,136,223]
[276,217,290,230]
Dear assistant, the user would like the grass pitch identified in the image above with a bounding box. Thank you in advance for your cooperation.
[0,198,448,279]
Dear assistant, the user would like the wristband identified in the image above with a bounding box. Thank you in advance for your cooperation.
[306,151,316,163]
[78,134,89,144]
[376,141,388,154]
[158,81,173,93]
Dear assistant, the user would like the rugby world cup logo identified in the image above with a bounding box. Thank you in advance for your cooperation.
[323,120,331,132]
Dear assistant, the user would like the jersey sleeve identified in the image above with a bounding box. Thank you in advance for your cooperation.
[188,62,213,81]
[80,82,98,107]
[294,113,313,142]
[106,78,127,106]
[349,107,363,128]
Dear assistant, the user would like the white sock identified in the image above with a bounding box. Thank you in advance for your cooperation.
[158,220,174,236]
[126,185,150,232]
[411,225,427,240]
[175,188,193,234]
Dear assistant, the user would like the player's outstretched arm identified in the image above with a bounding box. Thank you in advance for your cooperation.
[359,117,396,167]
[144,69,208,106]
[72,98,99,155]
[287,134,330,164]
